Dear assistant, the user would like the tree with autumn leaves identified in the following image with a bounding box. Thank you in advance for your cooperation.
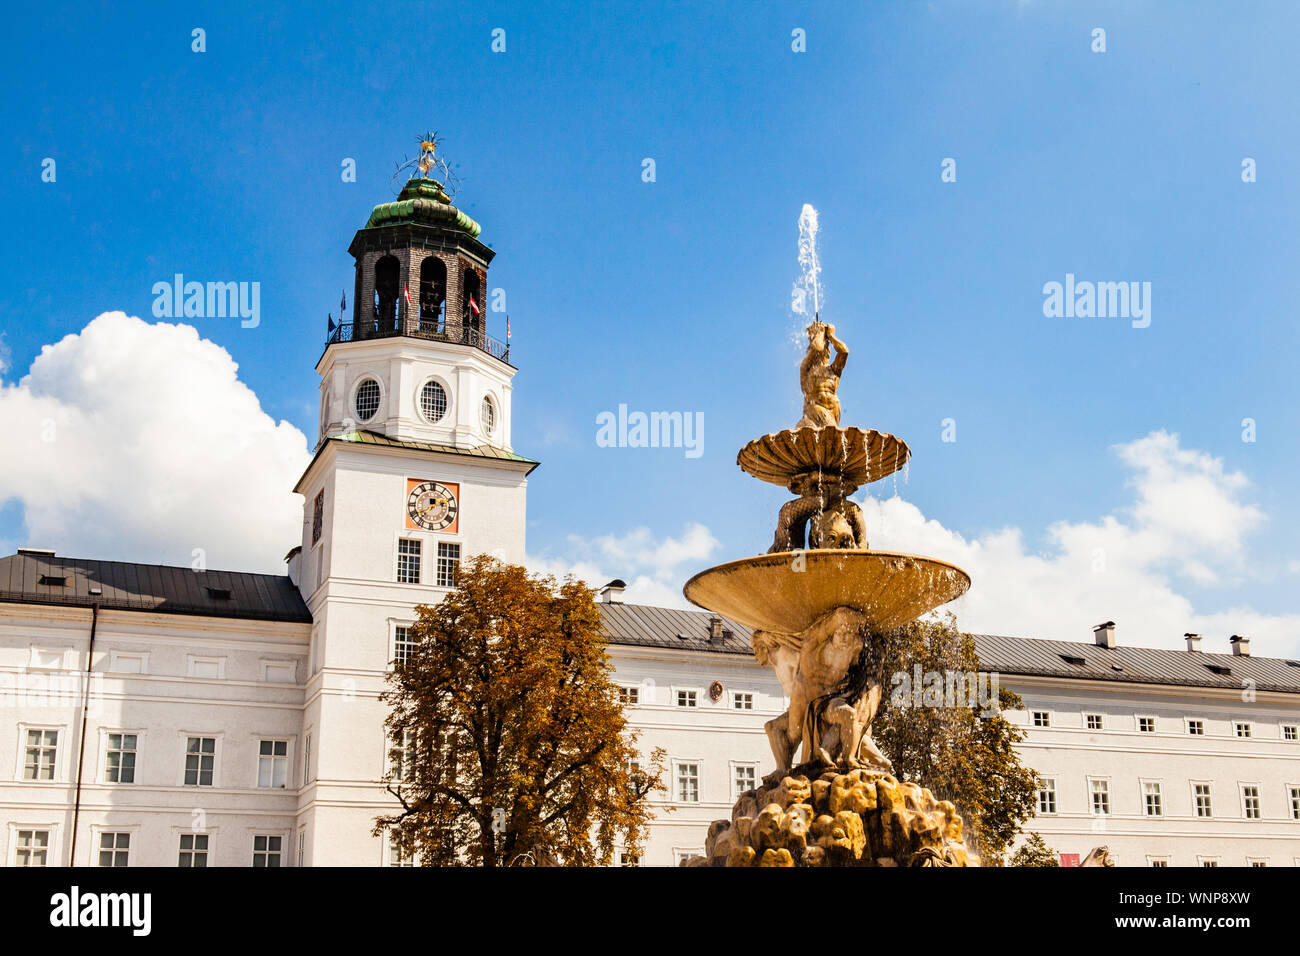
[374,556,665,866]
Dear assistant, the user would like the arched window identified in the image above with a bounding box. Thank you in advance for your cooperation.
[373,255,400,334]
[462,268,482,346]
[419,257,447,334]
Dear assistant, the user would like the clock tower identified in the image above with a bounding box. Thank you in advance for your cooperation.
[289,160,538,864]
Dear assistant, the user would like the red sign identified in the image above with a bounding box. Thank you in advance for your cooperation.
[1059,853,1080,867]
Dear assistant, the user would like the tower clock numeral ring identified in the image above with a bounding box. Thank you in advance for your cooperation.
[408,482,458,530]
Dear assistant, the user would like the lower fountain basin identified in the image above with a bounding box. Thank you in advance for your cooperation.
[682,549,970,635]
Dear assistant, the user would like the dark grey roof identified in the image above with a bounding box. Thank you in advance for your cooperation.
[599,601,1300,694]
[598,602,754,655]
[0,552,311,624]
[971,633,1300,695]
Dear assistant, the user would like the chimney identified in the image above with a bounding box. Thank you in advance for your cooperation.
[1093,621,1116,649]
[1230,634,1251,657]
[1184,632,1201,653]
[285,546,302,587]
[708,616,724,641]
[598,579,627,604]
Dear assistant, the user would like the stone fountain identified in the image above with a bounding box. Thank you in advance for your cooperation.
[682,318,976,867]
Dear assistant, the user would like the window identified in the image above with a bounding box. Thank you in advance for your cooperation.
[481,396,496,435]
[1037,778,1057,815]
[178,834,208,867]
[1200,858,1219,867]
[733,692,754,711]
[397,538,422,584]
[1149,859,1169,867]
[1284,725,1298,741]
[1249,859,1268,868]
[1137,716,1156,733]
[1090,779,1110,815]
[1085,714,1102,730]
[1143,782,1163,816]
[390,728,415,782]
[104,733,137,783]
[252,835,282,867]
[109,651,147,674]
[618,686,639,706]
[99,832,130,867]
[393,625,416,666]
[1289,786,1300,820]
[184,736,216,786]
[23,729,58,780]
[1194,783,1213,817]
[1031,711,1050,727]
[420,381,448,423]
[388,843,414,867]
[14,830,49,866]
[436,542,460,588]
[1242,785,1261,819]
[1187,719,1204,735]
[188,656,224,679]
[1235,722,1252,738]
[676,690,697,708]
[258,740,289,789]
[618,850,639,867]
[354,379,380,421]
[675,763,700,802]
[312,489,324,545]
[734,764,757,799]
[298,828,306,867]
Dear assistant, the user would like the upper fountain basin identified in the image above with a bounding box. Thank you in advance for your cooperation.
[682,549,970,635]
[737,426,911,494]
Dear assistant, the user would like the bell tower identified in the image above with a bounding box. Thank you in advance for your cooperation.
[318,162,512,451]
[291,142,536,864]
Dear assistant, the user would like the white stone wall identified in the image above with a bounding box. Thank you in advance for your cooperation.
[1002,675,1300,867]
[607,644,785,866]
[0,603,307,867]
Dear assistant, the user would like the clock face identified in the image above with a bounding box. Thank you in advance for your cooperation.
[406,481,459,531]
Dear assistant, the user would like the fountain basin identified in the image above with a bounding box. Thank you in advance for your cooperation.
[683,549,970,635]
[737,426,910,493]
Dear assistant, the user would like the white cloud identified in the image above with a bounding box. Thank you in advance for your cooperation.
[528,522,719,609]
[0,333,10,376]
[0,312,311,573]
[864,430,1299,657]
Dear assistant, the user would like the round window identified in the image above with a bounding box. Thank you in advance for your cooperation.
[481,395,496,435]
[420,381,448,423]
[354,379,381,422]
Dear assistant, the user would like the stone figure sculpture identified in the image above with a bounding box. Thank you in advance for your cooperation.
[796,320,848,428]
[753,606,891,774]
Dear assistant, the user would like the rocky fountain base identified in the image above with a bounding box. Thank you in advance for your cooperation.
[687,765,975,867]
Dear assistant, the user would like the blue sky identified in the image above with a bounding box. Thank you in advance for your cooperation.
[3,1,1299,646]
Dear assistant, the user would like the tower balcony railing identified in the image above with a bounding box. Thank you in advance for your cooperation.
[328,312,510,364]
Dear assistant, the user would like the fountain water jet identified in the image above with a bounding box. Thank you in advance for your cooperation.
[680,212,974,867]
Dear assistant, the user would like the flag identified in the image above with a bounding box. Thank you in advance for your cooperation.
[404,285,412,306]
[340,291,346,315]
[506,316,511,339]
[468,296,480,316]
[328,313,336,335]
